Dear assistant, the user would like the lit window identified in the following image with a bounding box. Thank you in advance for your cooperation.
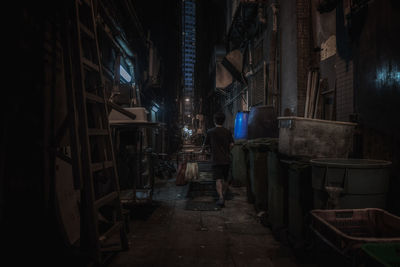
[119,65,132,83]
[151,105,159,113]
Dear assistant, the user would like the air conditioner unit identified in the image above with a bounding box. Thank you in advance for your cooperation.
[109,107,149,124]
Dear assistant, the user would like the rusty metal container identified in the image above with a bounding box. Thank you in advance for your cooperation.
[277,117,357,158]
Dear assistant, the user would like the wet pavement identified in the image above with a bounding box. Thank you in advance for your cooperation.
[109,176,305,267]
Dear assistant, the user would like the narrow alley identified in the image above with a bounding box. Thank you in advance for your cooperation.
[110,178,297,267]
[6,0,400,266]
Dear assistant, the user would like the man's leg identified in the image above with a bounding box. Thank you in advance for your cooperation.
[216,179,224,200]
[216,179,225,207]
[222,181,228,196]
[222,165,230,199]
[213,165,225,206]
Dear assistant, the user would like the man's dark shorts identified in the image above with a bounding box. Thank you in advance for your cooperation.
[212,164,230,181]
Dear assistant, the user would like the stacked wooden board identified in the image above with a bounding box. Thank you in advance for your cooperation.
[304,69,323,119]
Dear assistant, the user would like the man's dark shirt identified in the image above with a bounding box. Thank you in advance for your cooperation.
[203,126,234,165]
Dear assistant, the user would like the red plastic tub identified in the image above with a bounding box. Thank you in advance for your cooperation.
[310,208,400,255]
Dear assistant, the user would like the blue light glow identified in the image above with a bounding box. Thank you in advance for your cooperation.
[375,63,400,88]
[183,126,193,136]
[234,112,249,140]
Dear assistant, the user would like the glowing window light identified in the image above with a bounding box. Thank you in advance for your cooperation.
[375,63,400,88]
[119,65,132,82]
[151,105,159,113]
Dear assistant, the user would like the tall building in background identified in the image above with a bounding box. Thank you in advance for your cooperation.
[182,0,196,118]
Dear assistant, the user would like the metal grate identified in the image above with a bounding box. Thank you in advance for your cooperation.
[251,68,265,106]
[254,40,264,66]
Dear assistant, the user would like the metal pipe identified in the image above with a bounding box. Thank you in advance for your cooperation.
[223,87,247,108]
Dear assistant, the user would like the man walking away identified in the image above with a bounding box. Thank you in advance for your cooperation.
[202,112,234,207]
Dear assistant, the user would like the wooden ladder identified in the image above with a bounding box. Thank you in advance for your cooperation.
[62,0,129,264]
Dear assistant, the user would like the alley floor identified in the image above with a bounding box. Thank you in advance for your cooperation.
[109,174,304,267]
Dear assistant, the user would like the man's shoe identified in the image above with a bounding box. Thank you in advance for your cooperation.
[216,199,225,207]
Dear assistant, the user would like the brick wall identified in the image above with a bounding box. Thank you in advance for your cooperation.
[251,67,265,106]
[296,0,311,117]
[280,0,298,115]
[335,56,354,122]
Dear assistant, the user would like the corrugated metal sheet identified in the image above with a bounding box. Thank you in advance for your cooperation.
[251,68,265,106]
[254,40,264,66]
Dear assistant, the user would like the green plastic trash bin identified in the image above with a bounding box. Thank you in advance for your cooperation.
[361,243,400,267]
[267,150,288,233]
[311,158,392,209]
[231,140,247,187]
[247,138,278,212]
[241,143,253,203]
[286,160,313,246]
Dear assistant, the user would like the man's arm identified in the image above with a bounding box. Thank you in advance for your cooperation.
[229,130,234,150]
[229,142,234,150]
[201,132,210,153]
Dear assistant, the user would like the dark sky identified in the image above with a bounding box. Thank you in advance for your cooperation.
[129,0,182,125]
[132,0,180,61]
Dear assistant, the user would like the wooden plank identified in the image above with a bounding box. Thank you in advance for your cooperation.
[321,89,334,95]
[88,128,109,136]
[107,101,137,120]
[55,117,69,146]
[102,66,114,80]
[309,72,315,118]
[304,70,312,118]
[307,71,314,118]
[79,23,95,39]
[312,72,320,118]
[313,79,322,118]
[91,161,113,172]
[308,71,318,118]
[99,221,123,241]
[95,191,118,209]
[86,92,105,103]
[82,57,100,71]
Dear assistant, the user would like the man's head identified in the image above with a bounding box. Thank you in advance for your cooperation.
[214,112,225,126]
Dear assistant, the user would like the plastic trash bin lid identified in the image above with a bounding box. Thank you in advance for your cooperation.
[310,158,392,168]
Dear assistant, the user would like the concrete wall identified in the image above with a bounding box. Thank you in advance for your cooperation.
[352,0,400,215]
[280,0,298,115]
